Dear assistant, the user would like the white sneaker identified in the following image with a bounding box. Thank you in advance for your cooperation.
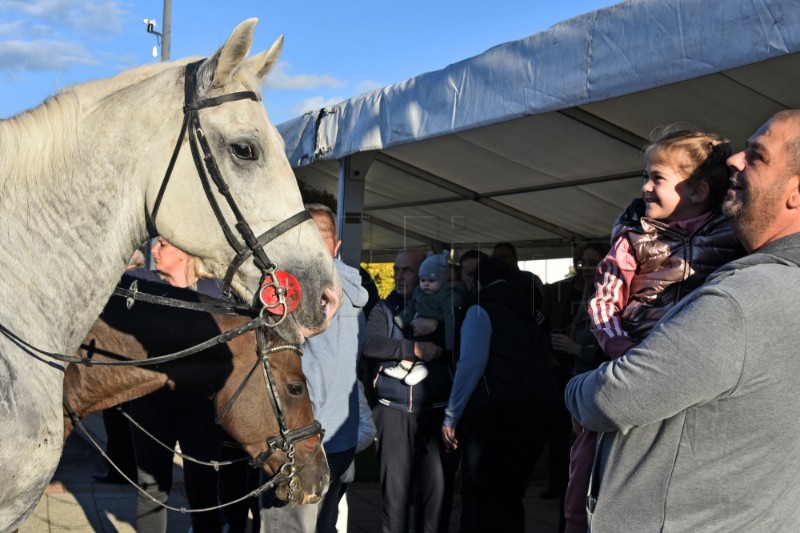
[404,363,428,386]
[383,361,413,380]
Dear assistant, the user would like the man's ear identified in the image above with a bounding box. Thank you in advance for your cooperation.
[334,239,343,258]
[786,175,800,209]
[691,181,710,204]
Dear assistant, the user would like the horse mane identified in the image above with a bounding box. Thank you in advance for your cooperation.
[0,59,195,208]
[0,55,264,210]
[0,92,82,208]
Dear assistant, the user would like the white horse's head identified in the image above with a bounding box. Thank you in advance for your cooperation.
[145,19,341,342]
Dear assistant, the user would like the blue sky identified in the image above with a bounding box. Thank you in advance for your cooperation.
[0,0,614,123]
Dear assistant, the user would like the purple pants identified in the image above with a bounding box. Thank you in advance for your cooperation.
[564,428,597,533]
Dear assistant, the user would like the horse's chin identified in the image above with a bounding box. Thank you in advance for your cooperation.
[272,475,325,504]
[272,319,306,345]
[275,312,334,345]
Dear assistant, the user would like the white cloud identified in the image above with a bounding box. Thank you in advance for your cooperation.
[356,79,383,94]
[0,39,98,71]
[0,0,126,35]
[264,61,346,91]
[0,20,26,36]
[284,95,346,117]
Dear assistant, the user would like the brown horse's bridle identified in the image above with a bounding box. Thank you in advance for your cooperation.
[214,327,324,472]
[146,59,311,309]
[63,294,325,509]
[73,283,326,479]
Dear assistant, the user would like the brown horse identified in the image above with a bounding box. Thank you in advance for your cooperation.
[62,275,328,505]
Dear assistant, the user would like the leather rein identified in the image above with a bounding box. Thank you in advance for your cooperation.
[0,58,328,506]
[59,284,324,509]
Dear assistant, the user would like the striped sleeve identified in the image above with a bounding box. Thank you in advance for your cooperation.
[589,236,638,359]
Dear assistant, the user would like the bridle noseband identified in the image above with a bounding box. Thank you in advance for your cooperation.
[146,59,311,302]
[214,327,324,471]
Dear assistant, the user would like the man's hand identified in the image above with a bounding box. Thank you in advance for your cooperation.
[413,341,442,361]
[442,425,458,451]
[410,317,438,337]
[550,333,580,356]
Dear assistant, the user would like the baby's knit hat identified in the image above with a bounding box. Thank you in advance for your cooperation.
[419,250,450,282]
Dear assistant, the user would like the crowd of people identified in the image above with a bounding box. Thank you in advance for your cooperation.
[93,109,800,532]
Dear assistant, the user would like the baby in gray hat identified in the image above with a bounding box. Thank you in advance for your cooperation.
[386,250,466,385]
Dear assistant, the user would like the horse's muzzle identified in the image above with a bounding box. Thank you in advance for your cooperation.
[299,282,341,340]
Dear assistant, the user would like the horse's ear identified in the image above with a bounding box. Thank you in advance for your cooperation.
[200,18,258,90]
[246,35,284,81]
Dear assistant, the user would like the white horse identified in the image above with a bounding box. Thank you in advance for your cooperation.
[0,19,340,532]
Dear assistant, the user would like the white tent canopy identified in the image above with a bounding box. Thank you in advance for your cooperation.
[278,0,800,263]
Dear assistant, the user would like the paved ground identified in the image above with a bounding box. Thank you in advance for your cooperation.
[19,413,561,532]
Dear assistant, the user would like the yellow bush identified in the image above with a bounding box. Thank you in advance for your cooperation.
[361,262,395,299]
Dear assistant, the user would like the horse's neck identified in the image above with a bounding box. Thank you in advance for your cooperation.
[63,361,169,442]
[0,73,181,354]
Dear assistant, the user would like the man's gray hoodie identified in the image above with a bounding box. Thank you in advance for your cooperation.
[302,259,368,454]
[566,232,800,532]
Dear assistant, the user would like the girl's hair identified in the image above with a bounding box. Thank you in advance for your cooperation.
[645,125,732,210]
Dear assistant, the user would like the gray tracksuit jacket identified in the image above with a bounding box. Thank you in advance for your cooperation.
[566,232,800,532]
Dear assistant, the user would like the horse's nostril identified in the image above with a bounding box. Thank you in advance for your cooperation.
[321,286,340,320]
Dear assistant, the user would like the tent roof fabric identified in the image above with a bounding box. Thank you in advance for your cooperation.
[278,0,800,262]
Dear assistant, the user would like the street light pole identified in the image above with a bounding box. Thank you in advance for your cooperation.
[161,0,171,61]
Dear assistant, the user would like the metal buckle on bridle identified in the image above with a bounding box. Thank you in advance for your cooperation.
[125,280,138,309]
[258,266,289,327]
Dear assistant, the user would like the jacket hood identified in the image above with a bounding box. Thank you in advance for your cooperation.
[335,259,369,308]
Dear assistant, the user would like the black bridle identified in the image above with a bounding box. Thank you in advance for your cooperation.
[146,59,311,300]
[215,328,324,470]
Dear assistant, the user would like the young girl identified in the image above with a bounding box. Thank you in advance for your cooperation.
[563,127,744,533]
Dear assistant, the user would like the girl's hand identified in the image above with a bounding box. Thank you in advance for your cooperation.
[442,425,458,451]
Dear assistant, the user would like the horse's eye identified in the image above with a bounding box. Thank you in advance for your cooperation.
[232,143,256,160]
[287,383,304,397]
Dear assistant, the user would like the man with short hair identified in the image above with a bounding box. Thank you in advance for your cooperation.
[492,242,545,314]
[458,249,484,293]
[363,250,452,533]
[261,203,368,533]
[566,110,800,530]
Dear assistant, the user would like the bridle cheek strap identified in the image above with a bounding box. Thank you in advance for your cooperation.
[146,59,304,296]
[216,328,324,471]
[221,210,312,295]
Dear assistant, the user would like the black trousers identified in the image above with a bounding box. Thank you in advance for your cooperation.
[217,441,260,533]
[373,404,451,533]
[100,402,137,480]
[131,392,225,533]
[459,409,548,533]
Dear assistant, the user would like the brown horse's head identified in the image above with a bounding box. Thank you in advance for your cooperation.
[214,329,329,503]
[63,277,329,504]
